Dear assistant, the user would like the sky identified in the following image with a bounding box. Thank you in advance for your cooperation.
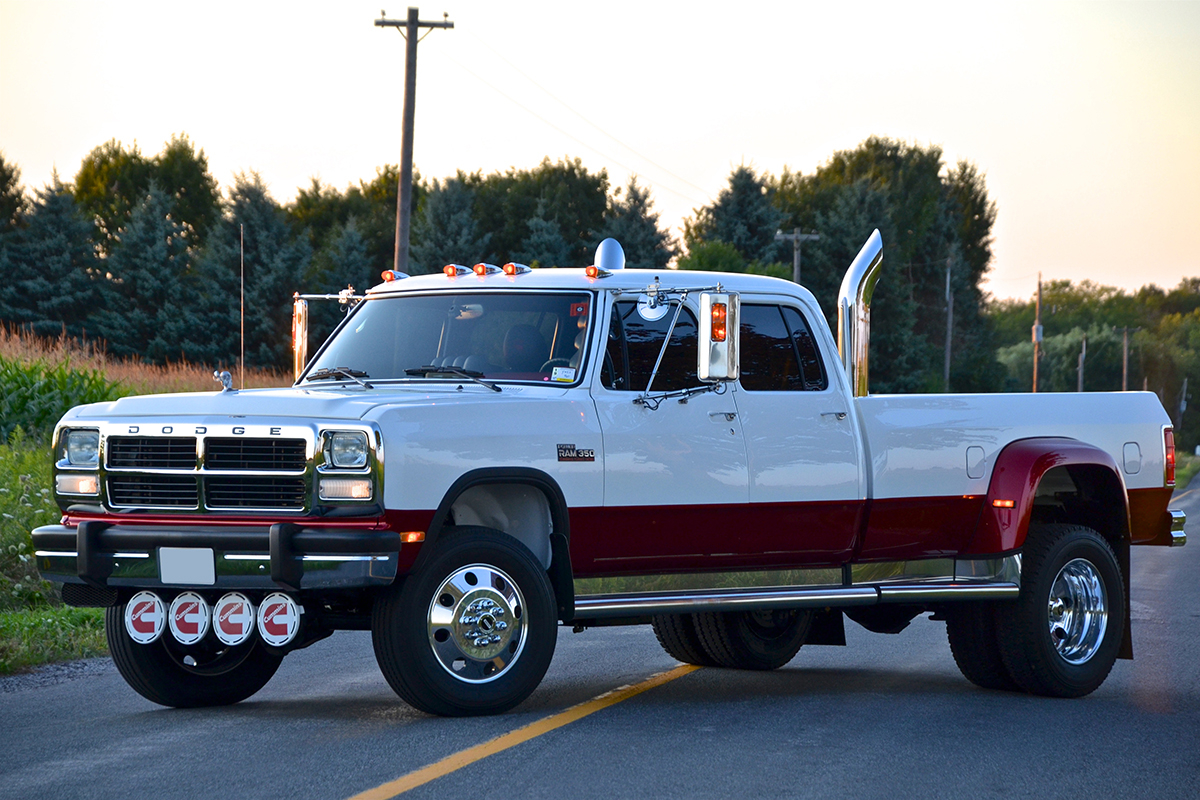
[1,0,1198,302]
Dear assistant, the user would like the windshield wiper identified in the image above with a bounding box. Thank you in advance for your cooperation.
[305,366,374,389]
[404,366,501,393]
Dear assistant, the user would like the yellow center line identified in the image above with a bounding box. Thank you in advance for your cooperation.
[346,664,701,800]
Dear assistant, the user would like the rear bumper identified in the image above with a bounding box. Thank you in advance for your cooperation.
[1169,508,1187,547]
[32,521,402,591]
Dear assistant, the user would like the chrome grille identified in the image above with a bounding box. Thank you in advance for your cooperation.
[108,475,198,508]
[205,477,307,510]
[107,437,197,469]
[205,438,306,471]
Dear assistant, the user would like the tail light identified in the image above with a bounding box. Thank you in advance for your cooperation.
[1165,427,1176,487]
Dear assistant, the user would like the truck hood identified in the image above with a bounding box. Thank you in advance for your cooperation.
[63,384,531,423]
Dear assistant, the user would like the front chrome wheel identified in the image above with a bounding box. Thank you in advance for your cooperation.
[428,564,526,683]
[1047,558,1108,665]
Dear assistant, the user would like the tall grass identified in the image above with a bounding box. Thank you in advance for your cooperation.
[0,324,291,396]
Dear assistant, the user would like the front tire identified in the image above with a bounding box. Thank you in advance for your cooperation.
[106,604,283,708]
[372,528,557,716]
[693,608,813,670]
[996,524,1124,698]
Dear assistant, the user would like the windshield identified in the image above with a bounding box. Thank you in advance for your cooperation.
[306,291,594,385]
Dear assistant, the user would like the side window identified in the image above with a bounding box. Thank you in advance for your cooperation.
[602,301,698,392]
[739,304,828,391]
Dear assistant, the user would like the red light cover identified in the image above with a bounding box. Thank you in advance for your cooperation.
[443,265,458,277]
[381,270,396,282]
[1165,428,1176,486]
[473,263,488,276]
[711,302,727,342]
[503,263,518,275]
[585,265,599,278]
[992,499,1015,508]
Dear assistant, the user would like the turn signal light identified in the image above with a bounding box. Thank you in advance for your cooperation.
[711,302,727,343]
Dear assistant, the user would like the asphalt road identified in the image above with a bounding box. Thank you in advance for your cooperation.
[3,492,1199,800]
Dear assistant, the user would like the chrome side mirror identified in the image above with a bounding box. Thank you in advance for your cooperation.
[698,292,739,383]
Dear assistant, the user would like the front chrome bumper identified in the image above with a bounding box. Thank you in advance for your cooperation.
[32,522,401,592]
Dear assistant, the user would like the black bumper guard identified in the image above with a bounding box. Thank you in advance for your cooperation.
[33,522,402,592]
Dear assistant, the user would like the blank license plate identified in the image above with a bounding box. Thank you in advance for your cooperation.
[159,547,216,585]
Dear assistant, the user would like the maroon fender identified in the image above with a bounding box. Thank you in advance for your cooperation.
[962,437,1127,555]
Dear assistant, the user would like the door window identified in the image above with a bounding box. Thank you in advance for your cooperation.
[739,304,828,391]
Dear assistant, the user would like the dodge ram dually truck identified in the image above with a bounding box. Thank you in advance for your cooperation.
[33,231,1186,715]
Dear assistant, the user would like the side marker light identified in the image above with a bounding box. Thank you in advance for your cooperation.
[992,499,1015,508]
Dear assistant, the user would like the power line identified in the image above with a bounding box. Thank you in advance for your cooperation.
[462,28,712,202]
[446,56,708,208]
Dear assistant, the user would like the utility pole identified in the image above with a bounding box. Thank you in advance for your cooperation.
[1032,273,1043,392]
[1077,333,1087,392]
[376,8,454,274]
[774,228,820,285]
[943,256,954,392]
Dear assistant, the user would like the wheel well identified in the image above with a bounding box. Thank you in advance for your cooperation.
[413,468,575,623]
[1030,464,1129,552]
[449,484,553,569]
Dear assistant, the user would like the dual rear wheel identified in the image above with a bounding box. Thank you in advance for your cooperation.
[947,523,1124,698]
[652,608,813,670]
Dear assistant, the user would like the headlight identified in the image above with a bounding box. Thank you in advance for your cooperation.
[328,431,369,468]
[65,430,100,467]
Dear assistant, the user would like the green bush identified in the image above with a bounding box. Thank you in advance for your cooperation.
[0,355,127,442]
[0,430,59,609]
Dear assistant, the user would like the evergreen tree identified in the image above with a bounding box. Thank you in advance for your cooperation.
[595,178,676,269]
[409,175,492,273]
[227,174,312,368]
[92,184,192,360]
[306,217,376,348]
[0,176,99,338]
[516,199,572,268]
[685,165,783,266]
[0,152,25,235]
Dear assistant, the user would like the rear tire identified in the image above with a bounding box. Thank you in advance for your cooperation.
[945,602,1019,691]
[372,528,557,716]
[995,524,1124,698]
[106,604,283,708]
[694,608,813,670]
[651,614,718,666]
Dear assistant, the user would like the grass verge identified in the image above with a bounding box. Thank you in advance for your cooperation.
[1175,452,1200,493]
[0,606,107,675]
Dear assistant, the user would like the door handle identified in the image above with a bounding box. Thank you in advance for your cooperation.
[709,411,738,421]
[821,411,848,421]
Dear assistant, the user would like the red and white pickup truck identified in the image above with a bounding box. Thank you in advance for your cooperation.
[33,231,1186,715]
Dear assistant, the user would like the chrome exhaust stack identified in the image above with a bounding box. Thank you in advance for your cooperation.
[837,230,884,397]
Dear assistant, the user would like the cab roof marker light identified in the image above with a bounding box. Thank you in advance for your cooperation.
[380,270,409,282]
[473,263,502,276]
[585,265,613,279]
[444,264,471,277]
[503,262,531,276]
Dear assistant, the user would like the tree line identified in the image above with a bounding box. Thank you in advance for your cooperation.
[6,133,1195,443]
